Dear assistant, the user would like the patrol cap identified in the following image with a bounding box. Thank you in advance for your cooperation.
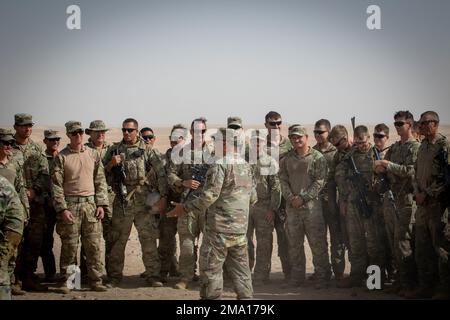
[0,128,15,142]
[65,121,83,133]
[14,113,34,126]
[288,124,307,137]
[85,120,109,134]
[227,116,243,129]
[44,130,61,140]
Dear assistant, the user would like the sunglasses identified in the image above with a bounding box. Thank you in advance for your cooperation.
[394,121,406,127]
[419,120,437,126]
[313,130,327,135]
[331,136,345,147]
[268,121,282,127]
[142,135,154,141]
[373,133,387,139]
[47,138,60,142]
[228,125,241,130]
[70,131,83,136]
[0,140,13,147]
[122,128,136,133]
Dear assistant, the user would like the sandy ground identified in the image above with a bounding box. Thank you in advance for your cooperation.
[13,124,450,300]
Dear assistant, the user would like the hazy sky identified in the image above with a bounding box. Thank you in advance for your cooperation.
[1,0,449,127]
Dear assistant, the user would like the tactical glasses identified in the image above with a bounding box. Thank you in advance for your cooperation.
[122,128,137,133]
[142,135,154,141]
[47,138,60,142]
[373,133,387,139]
[394,121,406,127]
[267,121,282,127]
[70,131,83,136]
[0,140,13,146]
[313,130,327,135]
[331,136,345,147]
[419,120,437,126]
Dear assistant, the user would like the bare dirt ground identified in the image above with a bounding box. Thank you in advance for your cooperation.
[14,124,450,300]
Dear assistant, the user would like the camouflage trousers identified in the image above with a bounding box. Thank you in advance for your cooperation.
[177,208,205,280]
[275,199,291,279]
[415,200,449,290]
[384,194,417,288]
[346,200,385,285]
[321,197,345,278]
[1,233,22,300]
[286,200,331,283]
[246,203,274,281]
[374,200,392,278]
[200,230,253,300]
[158,215,178,276]
[108,191,160,280]
[39,201,57,278]
[17,202,46,279]
[55,197,104,285]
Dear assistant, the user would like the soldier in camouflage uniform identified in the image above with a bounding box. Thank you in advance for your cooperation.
[0,176,25,300]
[104,118,168,287]
[264,111,292,280]
[312,119,345,281]
[157,124,188,282]
[246,129,281,286]
[52,121,109,293]
[408,111,450,299]
[12,114,50,292]
[336,125,385,289]
[79,120,115,280]
[166,117,214,290]
[39,130,61,282]
[374,111,420,296]
[168,128,255,300]
[279,125,331,289]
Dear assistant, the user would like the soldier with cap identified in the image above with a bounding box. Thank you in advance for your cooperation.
[81,120,115,280]
[168,128,255,300]
[52,121,109,293]
[0,129,29,296]
[140,127,157,147]
[279,124,331,289]
[246,129,281,286]
[0,176,25,300]
[312,119,345,282]
[12,113,50,292]
[104,118,168,288]
[264,111,292,281]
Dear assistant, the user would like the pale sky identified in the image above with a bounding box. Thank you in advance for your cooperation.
[1,0,449,127]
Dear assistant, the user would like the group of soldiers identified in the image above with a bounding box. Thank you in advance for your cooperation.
[0,109,449,300]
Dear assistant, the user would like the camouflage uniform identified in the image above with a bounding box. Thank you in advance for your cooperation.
[166,141,214,283]
[313,142,345,279]
[0,177,25,300]
[104,138,168,283]
[337,144,385,286]
[384,139,420,290]
[158,148,180,278]
[12,114,50,289]
[413,133,450,293]
[247,154,281,282]
[280,128,331,285]
[267,135,292,279]
[184,133,254,299]
[52,121,109,289]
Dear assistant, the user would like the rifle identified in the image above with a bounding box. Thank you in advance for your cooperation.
[373,146,399,220]
[182,163,209,202]
[347,154,373,218]
[111,150,128,215]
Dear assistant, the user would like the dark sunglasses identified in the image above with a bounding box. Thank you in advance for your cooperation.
[47,138,61,142]
[373,133,387,139]
[122,128,136,133]
[228,125,241,130]
[313,130,327,135]
[0,140,13,146]
[419,120,437,126]
[70,131,83,136]
[394,121,406,127]
[142,135,154,141]
[268,121,282,127]
[331,136,345,147]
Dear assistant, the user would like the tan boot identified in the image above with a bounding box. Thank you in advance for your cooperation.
[11,283,26,296]
[174,279,189,290]
[91,283,108,292]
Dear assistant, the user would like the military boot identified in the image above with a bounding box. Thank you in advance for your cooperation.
[90,283,108,292]
[11,283,26,296]
[147,277,164,288]
[21,273,48,292]
[174,279,189,290]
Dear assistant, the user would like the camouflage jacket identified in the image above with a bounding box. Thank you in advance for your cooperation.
[0,176,25,236]
[385,138,420,196]
[85,140,112,162]
[251,155,281,211]
[12,138,49,204]
[52,145,109,213]
[279,147,327,204]
[184,154,254,234]
[0,157,29,219]
[166,141,214,200]
[414,133,450,200]
[104,139,168,197]
[313,142,337,197]
[267,135,293,162]
[328,146,353,201]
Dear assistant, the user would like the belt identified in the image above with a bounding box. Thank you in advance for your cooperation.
[65,195,95,203]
